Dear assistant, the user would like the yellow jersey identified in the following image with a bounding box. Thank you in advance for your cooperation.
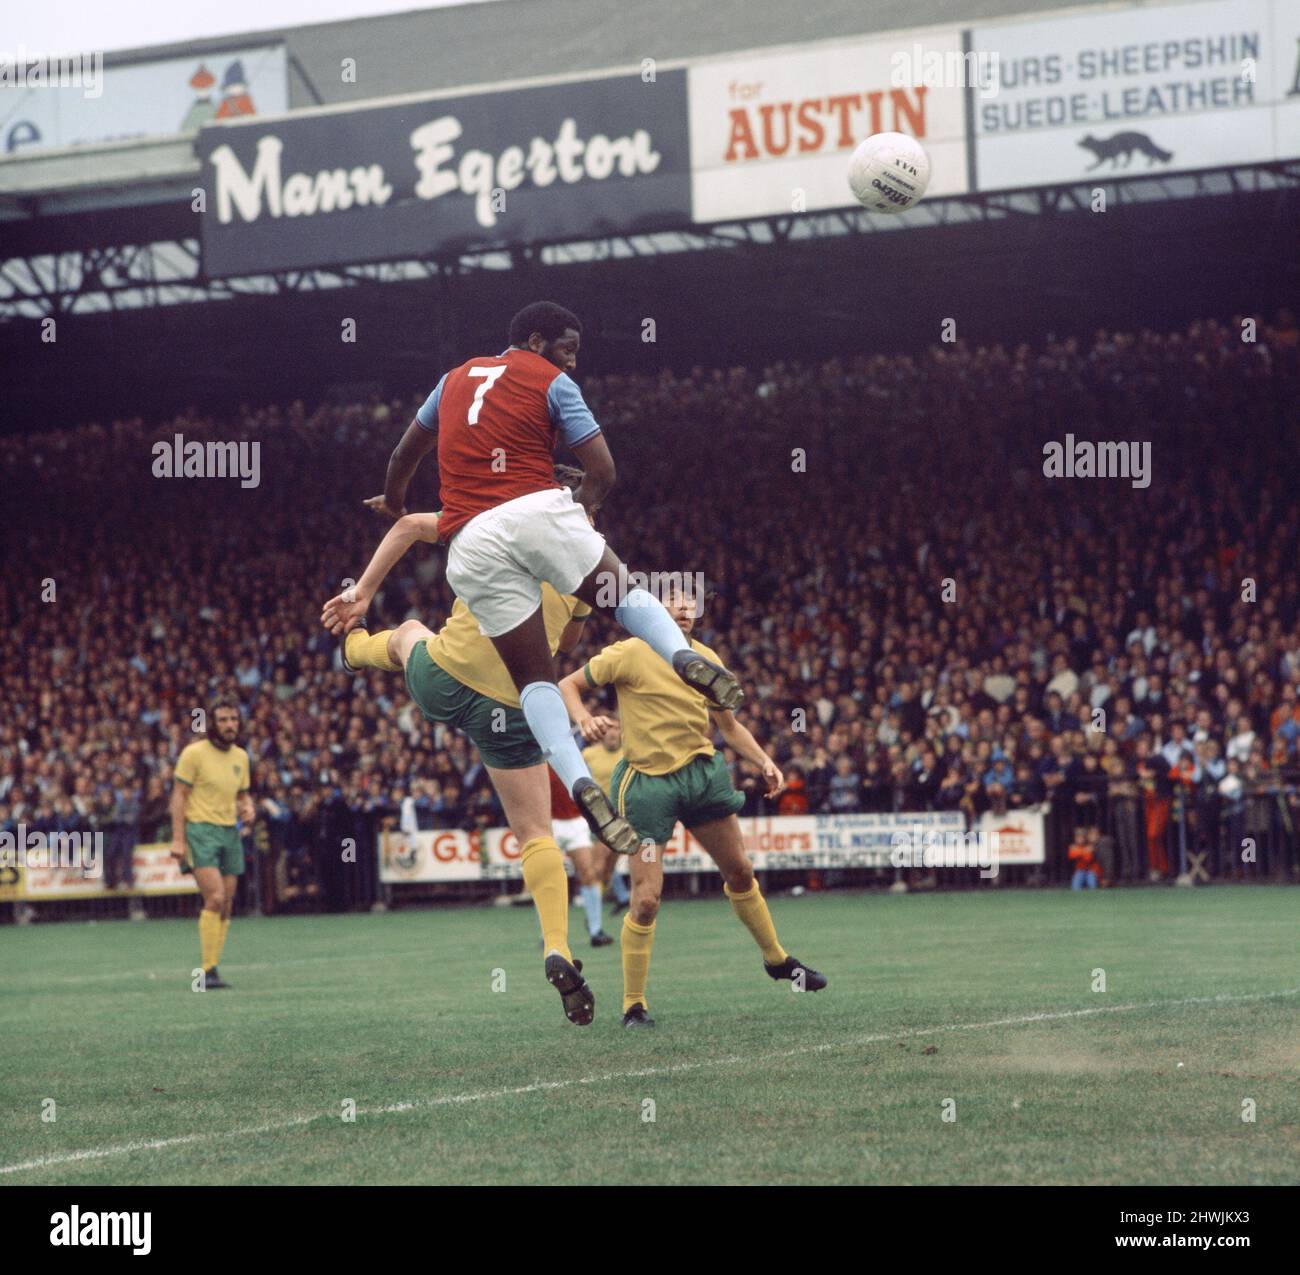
[582,739,623,791]
[426,583,588,708]
[175,739,251,826]
[583,637,722,776]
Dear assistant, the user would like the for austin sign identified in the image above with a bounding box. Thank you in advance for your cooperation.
[197,70,690,276]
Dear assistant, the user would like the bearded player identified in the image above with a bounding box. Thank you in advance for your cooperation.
[170,698,254,991]
[368,302,744,868]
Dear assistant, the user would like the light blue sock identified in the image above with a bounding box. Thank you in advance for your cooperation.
[610,871,630,905]
[615,587,690,665]
[581,883,603,936]
[519,682,592,792]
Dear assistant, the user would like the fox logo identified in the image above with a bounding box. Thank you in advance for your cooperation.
[1078,131,1173,170]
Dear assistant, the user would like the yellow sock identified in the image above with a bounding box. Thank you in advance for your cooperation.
[344,628,401,672]
[725,882,787,964]
[521,836,570,962]
[199,909,222,971]
[216,917,231,964]
[621,915,656,1013]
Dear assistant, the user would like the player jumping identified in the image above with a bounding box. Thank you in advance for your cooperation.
[322,478,599,1024]
[368,301,744,865]
[558,583,827,1027]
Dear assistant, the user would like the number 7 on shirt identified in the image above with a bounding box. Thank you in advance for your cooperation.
[466,365,508,425]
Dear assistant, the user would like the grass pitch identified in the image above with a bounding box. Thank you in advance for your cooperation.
[2,887,1297,1185]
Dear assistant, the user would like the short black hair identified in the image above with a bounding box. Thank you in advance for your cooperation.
[509,301,581,347]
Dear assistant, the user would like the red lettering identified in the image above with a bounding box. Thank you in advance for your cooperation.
[759,102,793,156]
[796,98,825,153]
[889,86,926,137]
[825,94,861,148]
[724,108,758,162]
[864,90,884,135]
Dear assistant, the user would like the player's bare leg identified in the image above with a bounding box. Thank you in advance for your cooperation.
[485,762,595,1023]
[596,840,630,915]
[569,844,597,884]
[210,873,238,986]
[488,606,640,857]
[193,866,230,990]
[575,545,743,711]
[388,619,432,668]
[336,612,593,1024]
[619,844,664,1027]
[400,624,597,1024]
[691,816,827,992]
[483,763,551,846]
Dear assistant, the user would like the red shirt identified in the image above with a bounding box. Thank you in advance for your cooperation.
[549,766,580,820]
[431,348,568,542]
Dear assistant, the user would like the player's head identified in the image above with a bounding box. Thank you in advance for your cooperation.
[509,301,581,372]
[660,578,706,636]
[207,696,241,749]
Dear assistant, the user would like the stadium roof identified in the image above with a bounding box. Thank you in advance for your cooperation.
[2,0,1294,424]
[101,0,1119,108]
[0,0,1130,243]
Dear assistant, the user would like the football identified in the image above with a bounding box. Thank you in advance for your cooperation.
[847,132,931,214]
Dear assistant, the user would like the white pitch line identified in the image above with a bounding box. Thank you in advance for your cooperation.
[2,986,1295,1178]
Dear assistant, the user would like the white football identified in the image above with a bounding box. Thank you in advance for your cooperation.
[847,132,931,214]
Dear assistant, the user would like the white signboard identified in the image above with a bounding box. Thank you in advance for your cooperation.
[1,45,288,155]
[12,845,198,898]
[689,32,971,222]
[380,808,1044,884]
[977,808,1047,867]
[972,0,1300,190]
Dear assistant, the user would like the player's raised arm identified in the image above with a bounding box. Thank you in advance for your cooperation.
[321,512,441,634]
[370,420,436,520]
[371,375,446,518]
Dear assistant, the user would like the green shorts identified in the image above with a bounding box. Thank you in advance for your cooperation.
[185,822,244,876]
[611,751,745,846]
[405,641,543,770]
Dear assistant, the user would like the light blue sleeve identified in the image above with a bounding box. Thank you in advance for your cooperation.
[546,373,602,448]
[415,373,448,432]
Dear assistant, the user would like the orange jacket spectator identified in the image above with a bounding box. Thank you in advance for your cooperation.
[777,773,809,816]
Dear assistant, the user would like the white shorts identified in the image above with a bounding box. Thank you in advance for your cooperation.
[553,815,593,853]
[445,487,606,638]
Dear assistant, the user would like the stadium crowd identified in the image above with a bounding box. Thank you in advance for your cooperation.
[3,313,1299,892]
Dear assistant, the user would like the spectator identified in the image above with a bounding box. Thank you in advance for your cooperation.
[1068,828,1102,890]
[0,317,1296,893]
